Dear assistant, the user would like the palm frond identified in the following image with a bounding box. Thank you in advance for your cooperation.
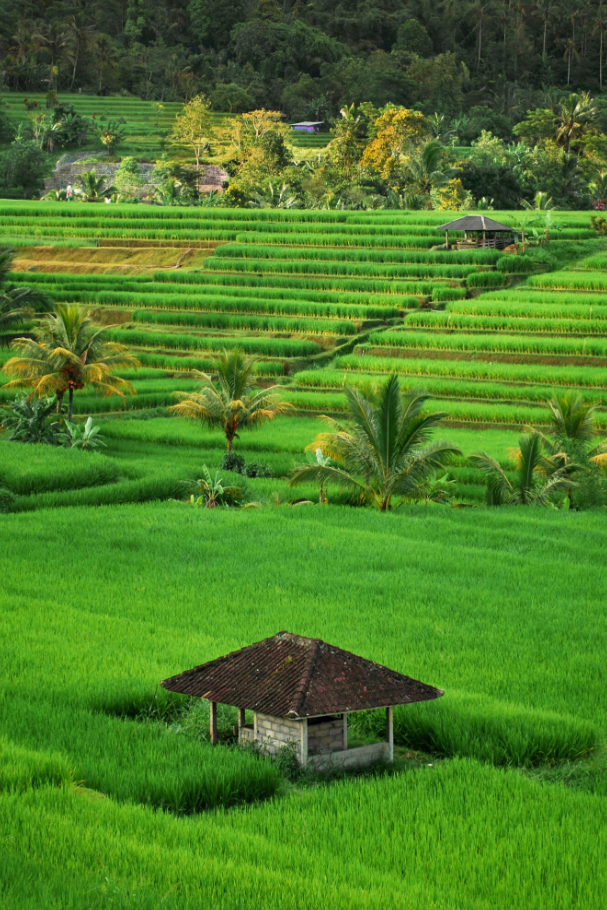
[289,463,366,493]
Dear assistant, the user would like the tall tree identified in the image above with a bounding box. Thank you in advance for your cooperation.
[39,21,71,90]
[169,94,214,171]
[65,17,99,91]
[93,35,120,94]
[594,1,607,89]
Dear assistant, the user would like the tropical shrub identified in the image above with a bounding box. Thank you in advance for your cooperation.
[186,466,248,508]
[471,433,578,506]
[170,349,291,451]
[0,396,64,445]
[289,375,461,511]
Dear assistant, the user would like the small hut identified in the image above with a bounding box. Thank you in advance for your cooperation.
[291,121,324,133]
[438,215,515,250]
[161,632,443,770]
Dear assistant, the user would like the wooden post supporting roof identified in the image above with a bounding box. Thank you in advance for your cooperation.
[342,713,348,750]
[386,706,394,763]
[209,700,218,745]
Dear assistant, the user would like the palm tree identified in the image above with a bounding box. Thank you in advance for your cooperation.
[65,17,99,90]
[74,170,114,202]
[170,349,291,451]
[593,2,607,89]
[522,191,556,211]
[562,39,579,87]
[556,93,597,151]
[0,248,53,330]
[533,0,556,58]
[93,35,120,94]
[328,105,365,181]
[471,433,577,506]
[531,391,607,468]
[546,391,602,443]
[289,376,461,512]
[404,140,456,198]
[39,21,71,90]
[3,304,138,420]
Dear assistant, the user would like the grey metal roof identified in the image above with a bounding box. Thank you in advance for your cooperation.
[437,215,514,232]
[291,121,324,127]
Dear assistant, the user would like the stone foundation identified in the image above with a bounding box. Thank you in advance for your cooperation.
[44,154,227,196]
[306,742,390,771]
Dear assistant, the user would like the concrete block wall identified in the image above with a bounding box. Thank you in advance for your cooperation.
[307,717,344,755]
[238,725,255,745]
[255,713,304,759]
[307,742,390,771]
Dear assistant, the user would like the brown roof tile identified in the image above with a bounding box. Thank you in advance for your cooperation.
[161,632,444,717]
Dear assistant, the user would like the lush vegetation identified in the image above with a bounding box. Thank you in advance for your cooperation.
[1,189,607,909]
[0,502,606,908]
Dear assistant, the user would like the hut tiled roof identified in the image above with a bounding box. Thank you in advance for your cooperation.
[437,215,514,231]
[161,632,443,718]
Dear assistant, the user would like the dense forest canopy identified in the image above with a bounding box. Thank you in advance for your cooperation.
[1,0,607,116]
[1,0,607,210]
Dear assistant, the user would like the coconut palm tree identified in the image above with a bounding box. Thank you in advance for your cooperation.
[471,432,577,506]
[3,304,139,420]
[93,34,120,94]
[74,170,115,202]
[0,248,53,330]
[170,349,291,451]
[289,376,461,512]
[546,391,603,443]
[65,16,99,90]
[39,21,72,90]
[404,140,457,198]
[530,391,607,481]
[555,92,596,151]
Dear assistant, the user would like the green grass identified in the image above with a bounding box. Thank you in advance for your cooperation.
[528,270,607,291]
[105,328,321,357]
[1,503,607,908]
[291,368,607,406]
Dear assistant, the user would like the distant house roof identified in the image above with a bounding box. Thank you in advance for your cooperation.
[161,631,443,718]
[437,215,514,232]
[291,121,324,127]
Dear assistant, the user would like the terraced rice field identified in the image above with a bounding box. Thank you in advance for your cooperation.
[1,203,605,505]
[2,201,607,910]
[0,93,329,159]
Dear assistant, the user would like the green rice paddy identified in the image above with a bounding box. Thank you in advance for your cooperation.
[0,502,606,909]
[1,197,607,908]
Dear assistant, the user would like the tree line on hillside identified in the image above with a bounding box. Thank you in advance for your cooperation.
[3,0,607,113]
[3,91,607,209]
